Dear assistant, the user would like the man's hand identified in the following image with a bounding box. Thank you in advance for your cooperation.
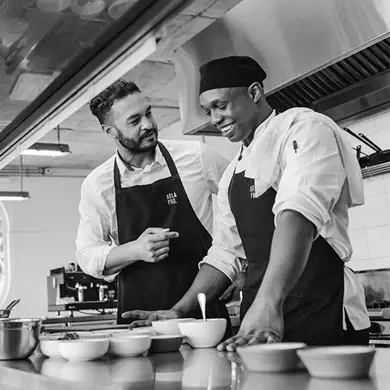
[219,273,245,303]
[134,228,179,263]
[122,309,181,328]
[217,303,283,352]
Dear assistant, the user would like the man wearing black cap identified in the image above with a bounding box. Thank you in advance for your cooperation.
[123,56,369,349]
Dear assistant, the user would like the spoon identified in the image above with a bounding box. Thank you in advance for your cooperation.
[197,293,207,322]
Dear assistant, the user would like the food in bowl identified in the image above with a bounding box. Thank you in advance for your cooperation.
[177,319,227,348]
[108,335,151,357]
[297,346,376,379]
[58,338,109,362]
[237,342,306,372]
[151,318,195,336]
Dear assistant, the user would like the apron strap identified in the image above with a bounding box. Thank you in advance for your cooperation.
[158,141,179,177]
[113,159,122,195]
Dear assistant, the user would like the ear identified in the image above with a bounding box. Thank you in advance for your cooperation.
[102,124,116,139]
[247,82,263,103]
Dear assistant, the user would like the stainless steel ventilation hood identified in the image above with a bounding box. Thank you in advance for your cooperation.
[175,0,390,136]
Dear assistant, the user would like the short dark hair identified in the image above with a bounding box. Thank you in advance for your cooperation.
[90,79,141,125]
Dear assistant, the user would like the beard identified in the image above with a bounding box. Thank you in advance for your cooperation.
[116,127,158,154]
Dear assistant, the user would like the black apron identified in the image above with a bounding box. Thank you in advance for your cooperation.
[114,142,230,330]
[228,164,344,346]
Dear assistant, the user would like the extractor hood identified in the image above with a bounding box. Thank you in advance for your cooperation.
[176,0,390,136]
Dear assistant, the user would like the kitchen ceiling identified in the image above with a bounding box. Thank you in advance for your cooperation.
[0,0,244,173]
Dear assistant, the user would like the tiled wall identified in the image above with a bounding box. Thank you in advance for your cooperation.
[342,107,390,271]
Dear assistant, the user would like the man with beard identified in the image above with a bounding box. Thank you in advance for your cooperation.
[76,79,232,327]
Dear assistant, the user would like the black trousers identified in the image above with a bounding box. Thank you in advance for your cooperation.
[343,310,369,345]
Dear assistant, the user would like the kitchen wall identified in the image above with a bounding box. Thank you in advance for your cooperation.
[0,176,84,317]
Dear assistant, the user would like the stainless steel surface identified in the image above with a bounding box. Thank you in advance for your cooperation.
[175,0,390,135]
[0,345,390,390]
[0,318,42,360]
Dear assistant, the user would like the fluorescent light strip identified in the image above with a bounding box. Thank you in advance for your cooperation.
[21,142,71,157]
[1,36,157,169]
[0,191,30,201]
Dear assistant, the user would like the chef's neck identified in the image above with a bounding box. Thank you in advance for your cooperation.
[243,104,274,147]
[117,147,156,170]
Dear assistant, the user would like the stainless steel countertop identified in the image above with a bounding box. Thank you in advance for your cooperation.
[0,345,390,390]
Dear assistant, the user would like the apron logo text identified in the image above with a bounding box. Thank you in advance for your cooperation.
[249,184,256,199]
[166,192,178,205]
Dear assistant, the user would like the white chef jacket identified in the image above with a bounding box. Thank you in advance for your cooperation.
[76,139,229,281]
[200,111,370,330]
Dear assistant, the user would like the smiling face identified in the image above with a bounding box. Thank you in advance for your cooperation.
[199,86,262,144]
[105,92,158,154]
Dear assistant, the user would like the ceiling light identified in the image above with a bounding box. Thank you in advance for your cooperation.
[0,191,30,201]
[21,142,71,157]
[0,156,30,201]
[21,126,71,157]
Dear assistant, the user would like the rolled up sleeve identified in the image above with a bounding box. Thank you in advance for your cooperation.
[273,119,346,234]
[76,178,116,281]
[199,163,245,281]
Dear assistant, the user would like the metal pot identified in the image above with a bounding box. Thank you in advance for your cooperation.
[0,318,42,360]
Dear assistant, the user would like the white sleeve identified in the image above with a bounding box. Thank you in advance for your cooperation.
[199,161,245,281]
[273,118,347,234]
[199,142,230,195]
[75,178,117,282]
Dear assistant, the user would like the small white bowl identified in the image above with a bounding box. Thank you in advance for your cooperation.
[58,339,109,362]
[237,342,306,373]
[108,0,137,20]
[297,346,376,379]
[177,319,227,348]
[39,339,62,359]
[152,318,195,336]
[108,335,151,357]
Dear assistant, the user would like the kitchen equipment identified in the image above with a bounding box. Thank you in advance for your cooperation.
[46,266,117,313]
[58,338,109,362]
[197,293,206,322]
[0,299,20,318]
[237,343,306,373]
[4,299,20,312]
[177,318,227,348]
[0,318,43,360]
[297,346,376,379]
[108,335,151,357]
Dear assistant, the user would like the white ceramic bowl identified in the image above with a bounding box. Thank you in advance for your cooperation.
[177,319,227,348]
[39,339,62,359]
[237,342,306,373]
[297,346,376,379]
[151,318,195,336]
[58,338,109,362]
[108,335,151,357]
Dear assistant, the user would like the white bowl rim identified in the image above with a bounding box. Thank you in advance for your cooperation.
[57,338,108,344]
[237,342,306,352]
[151,335,183,340]
[177,318,227,326]
[110,335,151,341]
[297,346,375,356]
[151,318,195,325]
